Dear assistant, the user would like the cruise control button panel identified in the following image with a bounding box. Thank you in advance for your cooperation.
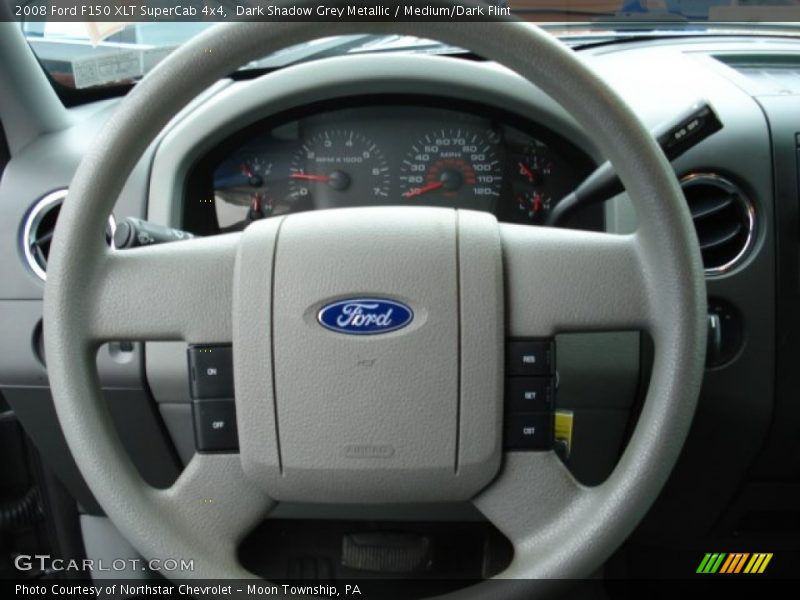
[192,399,238,452]
[504,339,556,451]
[187,344,239,452]
[188,345,234,399]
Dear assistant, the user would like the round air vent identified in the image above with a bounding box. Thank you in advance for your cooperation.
[22,189,115,281]
[680,174,755,275]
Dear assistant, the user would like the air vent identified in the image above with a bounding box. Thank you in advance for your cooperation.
[22,189,115,281]
[680,174,755,275]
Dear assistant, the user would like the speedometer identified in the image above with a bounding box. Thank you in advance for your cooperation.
[399,128,503,208]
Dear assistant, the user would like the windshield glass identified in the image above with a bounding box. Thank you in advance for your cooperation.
[16,0,800,89]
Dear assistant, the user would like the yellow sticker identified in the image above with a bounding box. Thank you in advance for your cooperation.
[554,410,574,458]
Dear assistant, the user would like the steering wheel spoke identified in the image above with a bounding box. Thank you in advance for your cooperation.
[150,454,273,577]
[473,452,592,579]
[501,224,651,336]
[86,234,240,343]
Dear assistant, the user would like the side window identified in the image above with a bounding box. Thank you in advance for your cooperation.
[0,123,9,177]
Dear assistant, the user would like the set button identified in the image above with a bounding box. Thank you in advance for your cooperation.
[506,377,554,413]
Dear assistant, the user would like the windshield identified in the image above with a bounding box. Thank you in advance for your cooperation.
[15,0,800,89]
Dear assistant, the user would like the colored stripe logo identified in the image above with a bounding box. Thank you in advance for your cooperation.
[697,553,773,574]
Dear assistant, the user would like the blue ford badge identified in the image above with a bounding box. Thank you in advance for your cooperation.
[318,298,413,335]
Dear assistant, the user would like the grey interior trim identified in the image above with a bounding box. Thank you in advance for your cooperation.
[145,342,192,404]
[80,515,151,581]
[43,16,706,589]
[158,403,195,466]
[0,22,70,155]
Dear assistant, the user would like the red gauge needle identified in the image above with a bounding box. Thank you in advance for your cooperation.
[290,172,331,182]
[518,162,535,181]
[241,163,254,178]
[403,180,445,199]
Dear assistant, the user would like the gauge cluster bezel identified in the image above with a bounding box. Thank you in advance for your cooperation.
[184,94,600,234]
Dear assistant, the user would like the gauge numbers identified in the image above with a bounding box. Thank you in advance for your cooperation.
[399,128,503,208]
[289,130,390,207]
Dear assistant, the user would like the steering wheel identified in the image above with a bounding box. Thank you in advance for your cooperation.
[43,12,706,594]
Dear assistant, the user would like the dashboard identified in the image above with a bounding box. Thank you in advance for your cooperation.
[185,99,597,234]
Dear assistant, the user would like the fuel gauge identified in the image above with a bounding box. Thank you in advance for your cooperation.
[515,147,553,186]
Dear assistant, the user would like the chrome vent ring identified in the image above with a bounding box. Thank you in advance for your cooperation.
[680,173,756,276]
[22,189,116,281]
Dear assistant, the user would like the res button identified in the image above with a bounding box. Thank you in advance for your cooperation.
[506,341,554,376]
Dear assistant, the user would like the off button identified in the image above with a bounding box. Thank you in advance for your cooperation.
[192,399,239,452]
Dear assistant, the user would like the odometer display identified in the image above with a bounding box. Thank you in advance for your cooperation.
[399,128,503,209]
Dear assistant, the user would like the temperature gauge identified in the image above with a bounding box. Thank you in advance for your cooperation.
[516,189,552,222]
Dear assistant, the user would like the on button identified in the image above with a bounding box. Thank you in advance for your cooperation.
[188,345,234,399]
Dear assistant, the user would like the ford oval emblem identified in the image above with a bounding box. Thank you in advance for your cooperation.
[317,298,413,335]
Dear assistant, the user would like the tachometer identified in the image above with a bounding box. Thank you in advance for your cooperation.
[289,130,390,208]
[399,128,502,208]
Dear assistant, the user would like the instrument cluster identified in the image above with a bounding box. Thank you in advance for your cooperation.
[186,101,595,233]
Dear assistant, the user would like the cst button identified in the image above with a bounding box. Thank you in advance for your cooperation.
[504,413,553,450]
[506,341,554,376]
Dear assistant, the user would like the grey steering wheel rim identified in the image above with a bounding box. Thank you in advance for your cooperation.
[43,13,706,594]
